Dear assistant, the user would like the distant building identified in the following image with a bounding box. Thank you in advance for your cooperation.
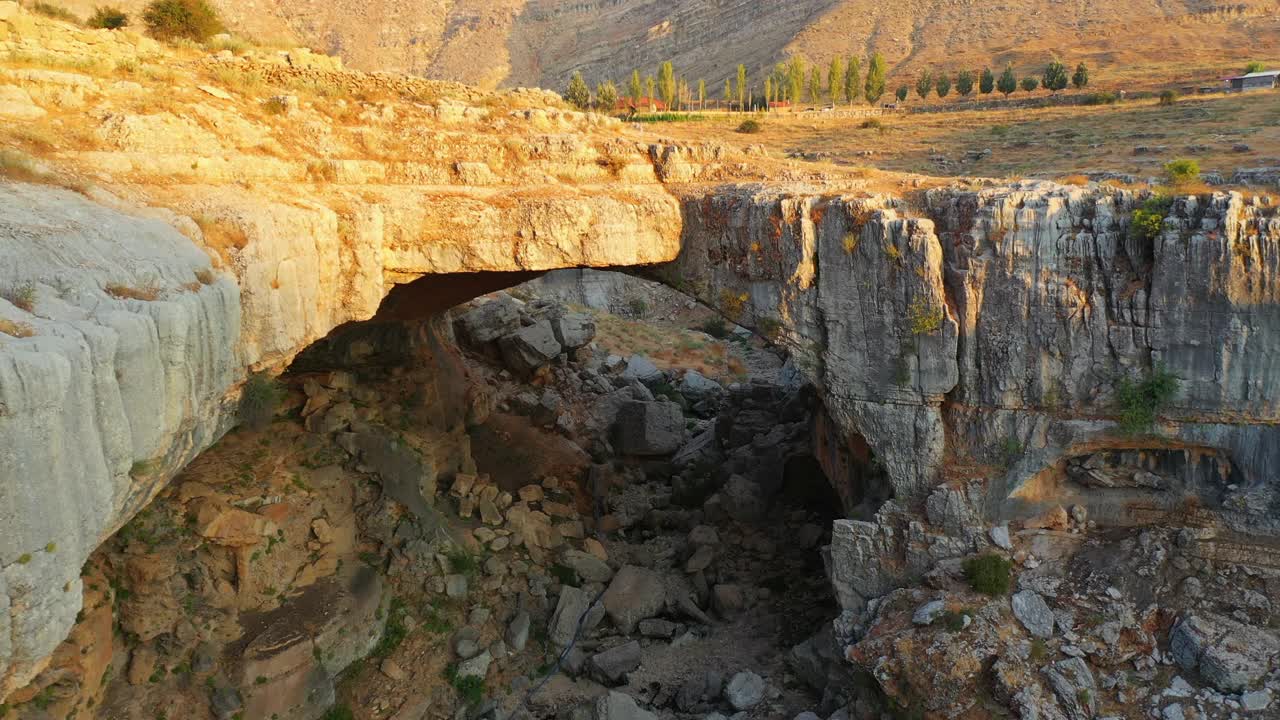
[1225,70,1280,92]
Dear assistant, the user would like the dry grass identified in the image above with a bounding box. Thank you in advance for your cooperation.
[0,318,35,338]
[194,215,250,263]
[208,66,265,93]
[105,282,160,301]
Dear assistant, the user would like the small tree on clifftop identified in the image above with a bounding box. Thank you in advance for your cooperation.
[864,53,887,104]
[980,67,995,94]
[565,71,591,109]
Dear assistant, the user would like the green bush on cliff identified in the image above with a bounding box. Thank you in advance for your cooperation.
[962,554,1012,596]
[88,6,130,29]
[1129,195,1172,244]
[239,372,284,431]
[1115,366,1180,434]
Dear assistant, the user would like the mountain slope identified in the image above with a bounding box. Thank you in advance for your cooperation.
[53,0,1280,91]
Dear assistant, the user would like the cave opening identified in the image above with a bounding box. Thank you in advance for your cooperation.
[47,267,857,720]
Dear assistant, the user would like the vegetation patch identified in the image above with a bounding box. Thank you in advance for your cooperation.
[907,297,944,335]
[736,119,762,134]
[371,597,408,658]
[1128,195,1173,244]
[444,665,485,707]
[30,2,78,23]
[1164,159,1200,186]
[962,554,1012,596]
[1115,366,1180,434]
[447,550,477,576]
[321,704,354,720]
[0,319,35,338]
[105,282,160,301]
[698,317,729,339]
[142,0,224,42]
[3,282,36,312]
[88,6,129,29]
[239,371,285,430]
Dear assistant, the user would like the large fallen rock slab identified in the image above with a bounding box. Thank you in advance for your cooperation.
[612,400,684,455]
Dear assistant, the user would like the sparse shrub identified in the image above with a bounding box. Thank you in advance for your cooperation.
[628,297,647,317]
[907,297,943,335]
[87,6,129,29]
[1245,61,1265,74]
[445,665,485,706]
[549,563,580,587]
[142,0,223,42]
[209,66,264,92]
[941,610,967,632]
[860,118,884,131]
[962,554,1012,596]
[842,232,860,254]
[1030,638,1048,663]
[1158,89,1177,106]
[1129,206,1167,244]
[883,243,902,262]
[260,96,290,115]
[1164,159,1199,186]
[105,282,160,301]
[239,371,284,430]
[1020,76,1039,92]
[1115,365,1180,434]
[30,2,78,23]
[371,597,408,658]
[736,119,762,134]
[4,283,36,312]
[699,317,729,339]
[447,550,477,576]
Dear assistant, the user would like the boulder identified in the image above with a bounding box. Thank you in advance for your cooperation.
[1171,614,1280,692]
[456,295,521,345]
[912,600,946,626]
[672,422,720,470]
[621,355,662,384]
[613,400,684,455]
[561,548,615,583]
[589,640,642,684]
[549,585,605,649]
[602,565,668,633]
[551,312,596,349]
[506,610,531,652]
[592,690,658,720]
[679,370,725,402]
[724,671,766,710]
[1044,657,1096,720]
[455,649,492,680]
[1011,590,1054,639]
[499,319,562,374]
[721,475,766,523]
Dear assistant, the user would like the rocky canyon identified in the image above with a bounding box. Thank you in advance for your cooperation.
[2,4,1280,720]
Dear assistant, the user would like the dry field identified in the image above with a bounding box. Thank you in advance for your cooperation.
[647,91,1280,187]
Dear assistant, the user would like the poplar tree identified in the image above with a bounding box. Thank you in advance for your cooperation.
[1072,62,1089,89]
[698,79,706,109]
[736,64,748,110]
[658,61,677,109]
[845,56,861,104]
[809,66,823,103]
[646,76,656,107]
[765,76,773,105]
[788,56,806,108]
[628,70,642,103]
[829,56,845,103]
[724,78,732,106]
[864,52,886,104]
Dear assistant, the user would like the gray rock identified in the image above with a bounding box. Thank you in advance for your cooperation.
[621,355,662,384]
[989,525,1013,550]
[679,371,725,402]
[1045,657,1097,720]
[499,319,562,374]
[677,671,724,711]
[506,610,531,652]
[794,714,822,720]
[1170,614,1280,692]
[589,641,642,684]
[453,626,482,659]
[1161,705,1184,720]
[592,691,657,720]
[456,295,521,345]
[1241,689,1272,711]
[549,585,605,649]
[445,574,469,598]
[561,548,615,583]
[639,619,678,639]
[912,600,946,626]
[724,671,766,710]
[721,475,766,523]
[602,565,668,633]
[1012,590,1054,639]
[455,649,492,679]
[551,312,596,350]
[672,423,721,470]
[613,400,684,455]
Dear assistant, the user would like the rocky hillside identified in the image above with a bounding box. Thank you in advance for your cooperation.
[51,0,1280,90]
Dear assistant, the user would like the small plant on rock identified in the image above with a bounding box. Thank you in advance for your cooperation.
[907,297,944,335]
[962,554,1012,596]
[445,665,485,707]
[1115,365,1180,434]
[4,283,36,312]
[88,6,129,29]
[239,371,284,430]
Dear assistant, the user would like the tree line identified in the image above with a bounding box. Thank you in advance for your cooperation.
[897,60,1090,103]
[564,55,1092,113]
[563,53,891,112]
